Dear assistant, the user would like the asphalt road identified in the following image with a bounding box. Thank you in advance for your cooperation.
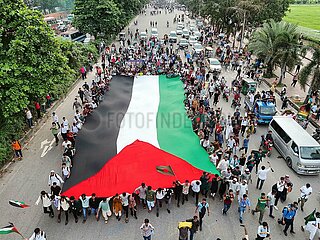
[0,6,319,240]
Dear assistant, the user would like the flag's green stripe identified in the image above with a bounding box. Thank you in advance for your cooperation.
[0,229,14,234]
[156,75,219,174]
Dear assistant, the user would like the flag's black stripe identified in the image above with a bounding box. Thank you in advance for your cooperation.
[63,76,134,192]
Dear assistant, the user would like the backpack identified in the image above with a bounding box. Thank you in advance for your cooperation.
[200,203,206,215]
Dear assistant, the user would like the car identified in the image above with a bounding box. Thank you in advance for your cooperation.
[151,28,158,38]
[177,29,183,35]
[193,43,203,54]
[177,23,184,30]
[169,31,178,43]
[140,31,147,40]
[178,38,188,49]
[189,25,196,33]
[159,39,165,46]
[189,35,198,46]
[193,31,201,40]
[185,11,190,16]
[182,28,190,39]
[206,58,222,73]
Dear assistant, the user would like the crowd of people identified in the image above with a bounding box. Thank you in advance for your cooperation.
[25,5,320,240]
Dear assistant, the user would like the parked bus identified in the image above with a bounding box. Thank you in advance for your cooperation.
[269,116,320,175]
[60,30,86,42]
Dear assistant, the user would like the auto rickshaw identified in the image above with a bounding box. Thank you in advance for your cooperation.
[297,104,311,121]
[241,77,257,95]
[205,47,214,58]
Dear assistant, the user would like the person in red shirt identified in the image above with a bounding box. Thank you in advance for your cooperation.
[34,101,41,119]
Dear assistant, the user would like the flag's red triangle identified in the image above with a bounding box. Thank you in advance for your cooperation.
[62,140,204,197]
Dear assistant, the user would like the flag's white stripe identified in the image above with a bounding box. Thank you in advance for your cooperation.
[117,75,160,153]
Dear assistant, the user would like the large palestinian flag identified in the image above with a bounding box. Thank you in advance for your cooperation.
[63,75,218,197]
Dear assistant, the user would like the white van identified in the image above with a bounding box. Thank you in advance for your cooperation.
[269,116,320,175]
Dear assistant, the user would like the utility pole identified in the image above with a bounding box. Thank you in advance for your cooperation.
[239,11,246,51]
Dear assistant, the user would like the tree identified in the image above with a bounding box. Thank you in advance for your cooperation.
[249,20,300,81]
[254,0,290,23]
[0,0,75,118]
[273,22,300,84]
[299,44,320,100]
[73,0,122,39]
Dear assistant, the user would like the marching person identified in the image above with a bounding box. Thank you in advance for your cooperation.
[252,192,269,224]
[140,219,154,240]
[79,193,91,223]
[298,183,312,211]
[69,196,80,223]
[96,197,112,224]
[238,194,251,223]
[256,222,271,240]
[129,193,138,219]
[256,162,272,190]
[57,196,70,225]
[26,228,46,240]
[186,215,200,240]
[301,211,320,240]
[35,191,54,218]
[48,170,64,187]
[120,192,130,223]
[191,180,201,205]
[280,202,298,236]
[113,193,123,221]
[195,198,210,231]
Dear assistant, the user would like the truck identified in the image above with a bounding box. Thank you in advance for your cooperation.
[244,97,276,124]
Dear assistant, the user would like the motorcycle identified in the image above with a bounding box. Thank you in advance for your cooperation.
[260,135,273,157]
[312,128,320,141]
[167,21,169,28]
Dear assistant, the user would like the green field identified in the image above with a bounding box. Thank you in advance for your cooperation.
[284,5,320,30]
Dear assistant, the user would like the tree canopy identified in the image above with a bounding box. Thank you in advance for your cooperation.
[73,0,147,39]
[0,0,98,164]
[249,20,300,81]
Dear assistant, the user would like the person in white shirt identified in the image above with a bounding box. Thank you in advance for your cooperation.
[35,191,54,218]
[155,188,165,217]
[61,163,70,181]
[25,108,33,126]
[52,112,59,127]
[210,153,219,166]
[301,211,320,240]
[140,219,154,239]
[267,189,277,218]
[256,162,272,190]
[62,117,69,129]
[217,157,229,172]
[135,183,147,209]
[27,228,46,240]
[239,180,249,201]
[274,177,286,208]
[257,222,271,239]
[299,183,312,211]
[200,138,210,150]
[240,117,248,136]
[48,170,64,187]
[191,180,202,205]
[57,196,70,225]
[229,178,240,196]
[120,192,130,223]
[61,139,71,151]
[182,180,190,205]
[227,136,236,153]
